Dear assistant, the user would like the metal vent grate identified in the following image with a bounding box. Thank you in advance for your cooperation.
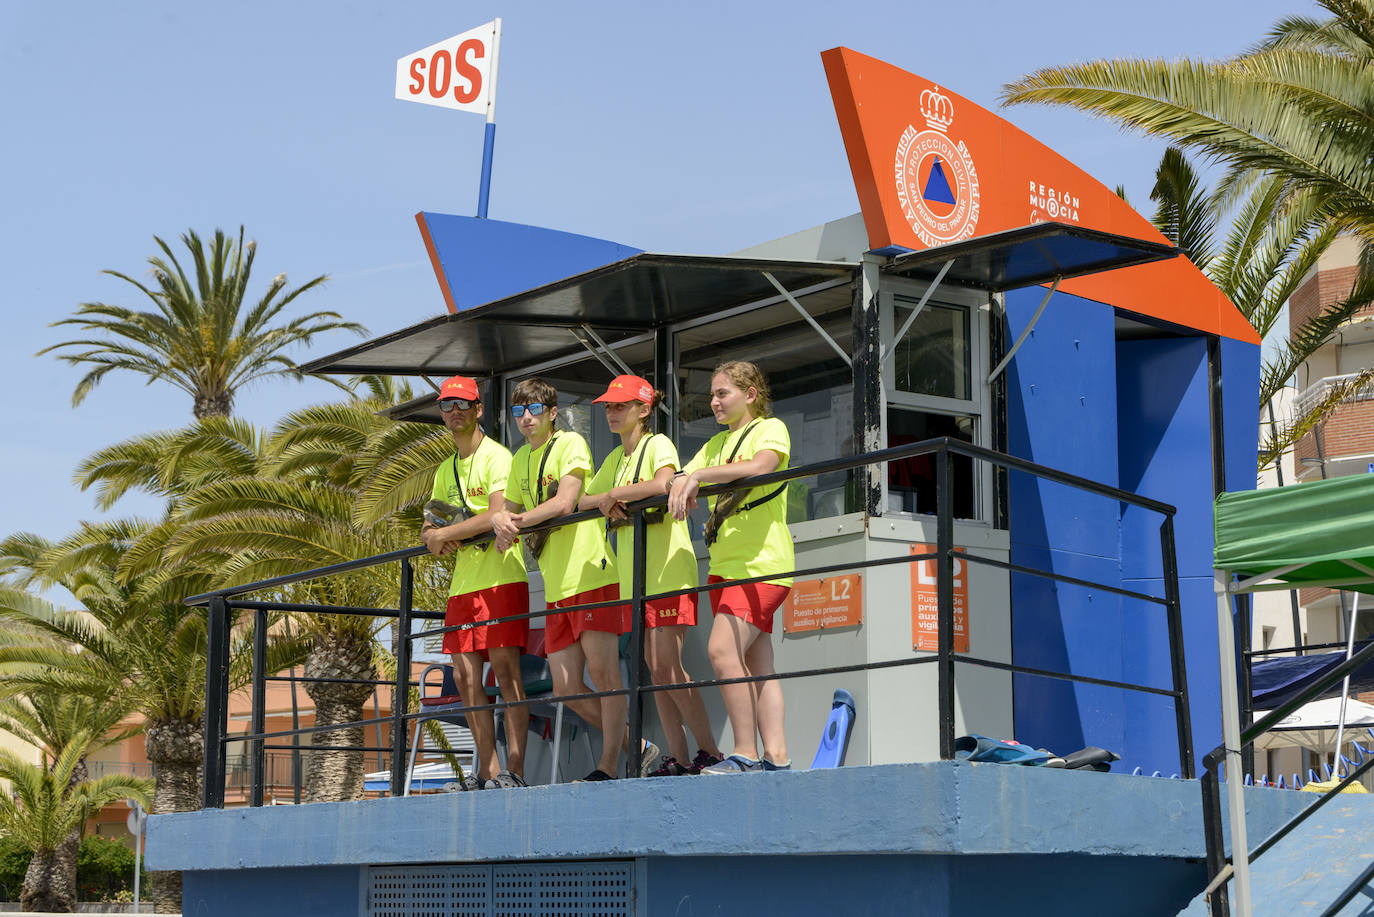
[368,861,633,917]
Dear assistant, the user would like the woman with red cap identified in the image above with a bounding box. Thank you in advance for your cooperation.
[581,375,724,776]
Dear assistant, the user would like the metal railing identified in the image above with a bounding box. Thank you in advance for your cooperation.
[1201,636,1374,916]
[1296,372,1374,417]
[86,760,157,780]
[187,436,1191,810]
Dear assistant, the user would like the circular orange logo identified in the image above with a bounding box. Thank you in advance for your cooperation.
[895,126,980,246]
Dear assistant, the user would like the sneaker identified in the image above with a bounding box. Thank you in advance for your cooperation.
[701,754,764,775]
[638,739,661,777]
[574,769,616,783]
[761,758,791,772]
[647,756,689,777]
[484,772,528,789]
[688,750,724,775]
[458,774,483,791]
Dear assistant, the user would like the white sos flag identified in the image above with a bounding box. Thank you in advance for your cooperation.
[395,20,499,114]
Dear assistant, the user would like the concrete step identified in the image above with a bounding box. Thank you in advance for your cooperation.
[1177,787,1374,915]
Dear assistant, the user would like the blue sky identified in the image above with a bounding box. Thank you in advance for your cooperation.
[1,0,1302,567]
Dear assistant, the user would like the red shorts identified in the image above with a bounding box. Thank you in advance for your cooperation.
[544,584,630,655]
[442,582,530,656]
[645,592,698,628]
[708,575,790,634]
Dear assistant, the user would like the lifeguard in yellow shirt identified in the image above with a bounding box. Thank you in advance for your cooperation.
[581,375,724,777]
[419,375,531,790]
[492,378,657,782]
[668,361,793,774]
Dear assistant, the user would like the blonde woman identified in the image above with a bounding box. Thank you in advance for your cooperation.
[668,361,792,774]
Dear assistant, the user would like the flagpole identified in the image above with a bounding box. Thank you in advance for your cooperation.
[476,17,501,218]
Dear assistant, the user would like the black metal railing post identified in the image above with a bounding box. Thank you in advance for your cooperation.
[201,595,230,808]
[1159,516,1195,778]
[626,509,648,777]
[389,557,414,796]
[1200,748,1230,916]
[249,607,268,807]
[936,444,956,760]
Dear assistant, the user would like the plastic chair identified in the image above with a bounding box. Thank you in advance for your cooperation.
[404,663,478,796]
[483,628,594,784]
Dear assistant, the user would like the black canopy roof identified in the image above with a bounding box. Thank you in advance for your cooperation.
[302,222,1176,381]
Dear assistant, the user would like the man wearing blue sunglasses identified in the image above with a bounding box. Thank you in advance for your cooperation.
[493,378,656,781]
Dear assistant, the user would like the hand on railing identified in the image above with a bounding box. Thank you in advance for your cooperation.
[491,509,522,552]
[668,472,699,519]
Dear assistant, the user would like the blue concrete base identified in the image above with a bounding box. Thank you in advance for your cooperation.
[150,762,1320,916]
[643,853,1204,917]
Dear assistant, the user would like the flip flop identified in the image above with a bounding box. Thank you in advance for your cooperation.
[954,734,1052,766]
[1060,746,1120,771]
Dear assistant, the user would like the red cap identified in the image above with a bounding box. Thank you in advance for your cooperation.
[436,375,480,402]
[593,375,655,404]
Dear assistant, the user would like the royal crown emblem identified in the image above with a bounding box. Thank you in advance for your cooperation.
[920,86,954,133]
[895,84,980,247]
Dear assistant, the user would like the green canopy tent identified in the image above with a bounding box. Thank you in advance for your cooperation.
[1212,473,1374,911]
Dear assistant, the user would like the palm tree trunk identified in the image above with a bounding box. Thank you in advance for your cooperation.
[193,390,234,419]
[143,717,204,914]
[303,628,375,803]
[20,842,77,913]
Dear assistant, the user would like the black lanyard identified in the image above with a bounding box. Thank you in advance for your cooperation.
[719,419,785,514]
[530,434,559,505]
[450,435,489,515]
[619,433,659,486]
[721,420,761,466]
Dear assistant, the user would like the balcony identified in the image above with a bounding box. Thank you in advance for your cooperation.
[1295,374,1374,473]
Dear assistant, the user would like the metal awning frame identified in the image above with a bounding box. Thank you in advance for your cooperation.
[301,253,859,380]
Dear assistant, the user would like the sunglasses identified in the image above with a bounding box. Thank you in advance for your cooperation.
[438,398,477,413]
[509,402,550,418]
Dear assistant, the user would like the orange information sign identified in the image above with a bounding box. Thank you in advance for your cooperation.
[910,544,969,652]
[782,573,863,634]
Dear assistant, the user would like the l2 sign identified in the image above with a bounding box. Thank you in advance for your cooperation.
[396,21,498,114]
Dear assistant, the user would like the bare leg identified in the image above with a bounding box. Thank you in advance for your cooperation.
[744,631,787,764]
[581,629,627,776]
[486,646,527,779]
[646,627,689,763]
[647,625,720,761]
[452,653,498,780]
[548,643,603,731]
[707,614,762,761]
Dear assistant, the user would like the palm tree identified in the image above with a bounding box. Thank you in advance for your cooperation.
[0,530,305,914]
[1002,1,1374,237]
[1002,1,1374,468]
[0,732,150,912]
[0,688,138,913]
[160,389,452,802]
[39,227,365,418]
[1144,147,1374,466]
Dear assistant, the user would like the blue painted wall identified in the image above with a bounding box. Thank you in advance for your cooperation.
[417,212,641,313]
[1005,288,1124,761]
[1116,338,1217,775]
[183,866,360,917]
[1006,293,1259,777]
[645,853,1202,917]
[1220,338,1261,493]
